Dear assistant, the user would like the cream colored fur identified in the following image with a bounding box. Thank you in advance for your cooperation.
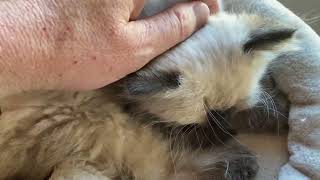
[0,0,297,178]
[0,91,229,180]
[129,13,295,124]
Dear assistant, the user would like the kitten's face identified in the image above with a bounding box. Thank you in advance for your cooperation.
[119,13,295,125]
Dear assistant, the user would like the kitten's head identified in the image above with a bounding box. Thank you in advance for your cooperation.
[117,13,296,125]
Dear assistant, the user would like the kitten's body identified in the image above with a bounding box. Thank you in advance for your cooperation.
[0,1,296,179]
[0,91,180,179]
[0,91,251,180]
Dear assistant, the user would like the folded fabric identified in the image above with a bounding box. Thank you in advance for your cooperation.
[224,0,320,179]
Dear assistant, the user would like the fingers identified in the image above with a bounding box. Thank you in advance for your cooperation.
[130,0,145,20]
[125,1,210,68]
[198,0,220,13]
[130,0,220,20]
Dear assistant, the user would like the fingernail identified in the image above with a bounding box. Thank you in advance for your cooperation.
[192,2,210,29]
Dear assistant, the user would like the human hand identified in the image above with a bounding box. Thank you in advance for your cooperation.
[0,0,218,97]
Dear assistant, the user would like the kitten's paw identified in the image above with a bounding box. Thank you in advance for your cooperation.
[225,155,259,180]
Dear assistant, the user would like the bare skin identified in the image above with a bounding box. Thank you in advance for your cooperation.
[0,0,219,98]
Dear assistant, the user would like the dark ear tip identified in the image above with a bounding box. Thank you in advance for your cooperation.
[243,28,297,53]
[272,28,297,41]
[280,28,297,37]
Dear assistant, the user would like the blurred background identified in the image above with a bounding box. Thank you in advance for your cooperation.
[279,0,320,33]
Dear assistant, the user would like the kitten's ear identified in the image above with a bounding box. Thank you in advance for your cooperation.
[124,70,181,96]
[243,28,296,53]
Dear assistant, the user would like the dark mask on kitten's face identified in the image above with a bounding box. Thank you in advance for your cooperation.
[116,13,296,125]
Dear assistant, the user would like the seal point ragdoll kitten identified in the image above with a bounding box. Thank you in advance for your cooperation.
[0,4,296,180]
[117,13,296,146]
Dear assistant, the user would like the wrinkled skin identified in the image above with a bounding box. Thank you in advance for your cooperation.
[0,0,219,97]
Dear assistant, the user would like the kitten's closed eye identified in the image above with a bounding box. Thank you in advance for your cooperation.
[243,28,296,53]
[126,71,181,95]
[117,13,297,126]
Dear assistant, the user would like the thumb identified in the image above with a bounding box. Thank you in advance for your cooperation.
[126,1,210,65]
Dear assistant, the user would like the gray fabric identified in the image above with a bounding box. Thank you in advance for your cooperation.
[224,0,320,179]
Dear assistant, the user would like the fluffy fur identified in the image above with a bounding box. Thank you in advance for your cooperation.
[118,13,295,125]
[0,1,297,179]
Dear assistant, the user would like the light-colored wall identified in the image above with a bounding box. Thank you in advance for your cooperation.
[278,0,320,33]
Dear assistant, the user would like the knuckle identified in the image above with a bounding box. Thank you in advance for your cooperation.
[170,7,191,39]
[108,24,125,41]
[108,25,136,54]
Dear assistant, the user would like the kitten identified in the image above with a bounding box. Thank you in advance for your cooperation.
[0,3,296,180]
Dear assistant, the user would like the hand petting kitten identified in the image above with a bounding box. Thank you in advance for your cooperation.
[0,0,218,97]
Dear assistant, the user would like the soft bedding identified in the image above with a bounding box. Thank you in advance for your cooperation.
[223,0,320,179]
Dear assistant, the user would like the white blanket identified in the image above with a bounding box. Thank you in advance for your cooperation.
[224,0,320,179]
